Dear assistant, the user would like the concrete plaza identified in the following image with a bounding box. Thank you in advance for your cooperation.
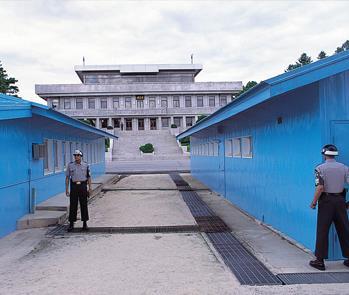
[1,174,349,295]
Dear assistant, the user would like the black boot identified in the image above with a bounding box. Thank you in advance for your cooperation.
[82,221,88,231]
[67,222,74,232]
[309,258,325,271]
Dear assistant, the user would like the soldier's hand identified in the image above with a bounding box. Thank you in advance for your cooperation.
[66,191,70,197]
[310,202,316,209]
[88,189,92,198]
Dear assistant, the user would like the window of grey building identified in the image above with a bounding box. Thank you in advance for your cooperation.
[209,96,215,107]
[100,98,108,109]
[137,100,144,108]
[161,117,170,127]
[52,99,59,109]
[88,98,95,109]
[64,98,71,109]
[113,98,119,109]
[149,97,156,108]
[173,96,180,108]
[161,97,168,108]
[125,97,132,109]
[185,96,192,107]
[76,98,83,109]
[174,117,182,127]
[197,96,203,107]
[220,96,227,106]
[186,116,195,127]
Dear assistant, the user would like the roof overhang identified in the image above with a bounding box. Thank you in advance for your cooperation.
[177,50,349,140]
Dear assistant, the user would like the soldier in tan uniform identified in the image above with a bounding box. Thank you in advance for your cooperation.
[65,149,92,232]
[309,144,349,270]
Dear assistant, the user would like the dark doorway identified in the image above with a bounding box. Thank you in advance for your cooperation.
[125,118,132,131]
[113,118,120,128]
[150,118,157,130]
[138,118,144,130]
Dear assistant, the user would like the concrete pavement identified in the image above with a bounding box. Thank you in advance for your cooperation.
[1,173,349,294]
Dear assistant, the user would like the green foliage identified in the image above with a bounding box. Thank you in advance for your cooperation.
[78,118,94,126]
[317,51,327,60]
[196,114,208,123]
[171,124,177,128]
[285,53,312,72]
[187,145,190,152]
[335,40,349,54]
[237,81,258,97]
[179,136,190,146]
[139,143,154,153]
[0,61,19,95]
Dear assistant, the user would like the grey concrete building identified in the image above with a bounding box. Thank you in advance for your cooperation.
[35,64,242,132]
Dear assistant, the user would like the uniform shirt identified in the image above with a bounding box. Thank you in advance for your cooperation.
[66,161,91,182]
[315,159,349,193]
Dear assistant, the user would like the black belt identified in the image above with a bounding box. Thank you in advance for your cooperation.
[72,181,87,185]
[323,192,344,197]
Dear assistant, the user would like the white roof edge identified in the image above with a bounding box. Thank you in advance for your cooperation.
[74,64,203,73]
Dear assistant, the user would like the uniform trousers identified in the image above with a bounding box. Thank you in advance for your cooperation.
[315,193,349,259]
[69,181,89,222]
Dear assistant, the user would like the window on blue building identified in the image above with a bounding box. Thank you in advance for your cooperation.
[241,136,253,158]
[232,138,241,158]
[44,139,54,175]
[225,139,232,157]
[213,142,219,156]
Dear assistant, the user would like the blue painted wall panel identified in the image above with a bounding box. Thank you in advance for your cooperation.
[191,82,322,252]
[0,116,107,238]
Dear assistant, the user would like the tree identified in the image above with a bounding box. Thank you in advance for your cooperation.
[285,53,312,72]
[317,51,327,60]
[0,61,19,95]
[335,40,349,54]
[196,114,208,123]
[237,81,258,97]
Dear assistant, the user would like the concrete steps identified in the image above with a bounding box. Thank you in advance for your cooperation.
[17,174,119,230]
[113,130,187,161]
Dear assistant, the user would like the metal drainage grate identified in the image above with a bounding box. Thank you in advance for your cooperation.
[278,272,349,284]
[47,225,200,236]
[196,216,230,233]
[207,232,282,286]
[180,190,215,217]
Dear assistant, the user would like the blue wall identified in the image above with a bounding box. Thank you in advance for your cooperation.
[191,82,323,252]
[0,115,106,238]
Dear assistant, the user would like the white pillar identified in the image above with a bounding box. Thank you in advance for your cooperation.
[95,118,100,129]
[108,117,112,127]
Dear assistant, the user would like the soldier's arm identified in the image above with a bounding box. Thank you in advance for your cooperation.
[65,163,71,196]
[310,168,324,209]
[87,165,92,192]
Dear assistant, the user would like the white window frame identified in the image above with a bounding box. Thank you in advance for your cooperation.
[213,141,219,156]
[44,139,54,175]
[225,139,232,157]
[232,138,242,158]
[241,136,253,158]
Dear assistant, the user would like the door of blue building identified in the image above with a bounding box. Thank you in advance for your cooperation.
[330,121,349,260]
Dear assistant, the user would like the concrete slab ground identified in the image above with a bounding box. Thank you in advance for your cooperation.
[2,173,349,295]
[181,173,349,274]
[106,173,177,190]
[87,190,196,227]
[106,159,190,174]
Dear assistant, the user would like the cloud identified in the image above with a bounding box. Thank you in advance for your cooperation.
[0,0,348,104]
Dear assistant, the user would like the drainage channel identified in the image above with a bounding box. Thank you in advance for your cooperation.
[47,224,200,237]
[169,173,282,286]
[169,174,349,286]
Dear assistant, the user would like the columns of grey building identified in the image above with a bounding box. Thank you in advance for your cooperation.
[35,64,242,133]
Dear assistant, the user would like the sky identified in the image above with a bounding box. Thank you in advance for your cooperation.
[0,0,348,104]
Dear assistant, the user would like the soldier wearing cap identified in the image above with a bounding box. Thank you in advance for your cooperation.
[65,149,92,231]
[309,144,349,270]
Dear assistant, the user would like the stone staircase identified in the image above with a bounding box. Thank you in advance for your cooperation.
[112,130,188,161]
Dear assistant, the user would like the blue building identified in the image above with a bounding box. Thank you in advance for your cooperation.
[178,51,349,260]
[0,94,117,238]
